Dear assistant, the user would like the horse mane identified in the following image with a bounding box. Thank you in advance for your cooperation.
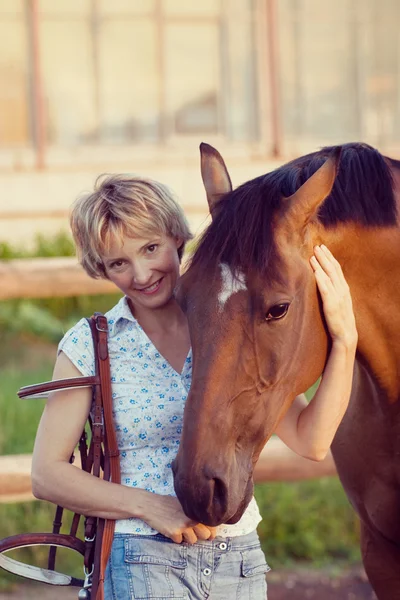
[190,142,397,278]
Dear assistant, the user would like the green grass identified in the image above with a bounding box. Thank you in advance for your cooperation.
[0,366,49,455]
[0,357,85,589]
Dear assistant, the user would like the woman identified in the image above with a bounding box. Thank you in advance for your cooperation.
[31,174,357,599]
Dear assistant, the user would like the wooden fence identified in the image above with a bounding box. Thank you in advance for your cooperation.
[0,257,117,300]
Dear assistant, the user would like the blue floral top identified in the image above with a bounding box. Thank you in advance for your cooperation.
[58,296,261,536]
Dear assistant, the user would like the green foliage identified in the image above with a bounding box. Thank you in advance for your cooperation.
[0,241,25,259]
[255,479,360,566]
[32,232,75,257]
[0,360,85,589]
[0,294,122,343]
[0,302,65,343]
[0,365,49,455]
[0,231,75,260]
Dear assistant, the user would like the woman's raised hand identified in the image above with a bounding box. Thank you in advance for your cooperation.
[310,245,358,349]
[142,493,217,544]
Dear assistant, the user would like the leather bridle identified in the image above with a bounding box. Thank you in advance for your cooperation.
[0,314,120,600]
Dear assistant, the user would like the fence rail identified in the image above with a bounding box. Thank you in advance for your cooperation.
[0,441,337,504]
[0,257,117,299]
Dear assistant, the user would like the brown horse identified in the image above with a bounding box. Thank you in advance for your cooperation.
[172,142,400,600]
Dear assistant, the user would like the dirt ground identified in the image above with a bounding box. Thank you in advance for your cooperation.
[267,565,377,599]
[0,566,377,599]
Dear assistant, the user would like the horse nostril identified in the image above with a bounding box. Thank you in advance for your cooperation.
[203,475,228,520]
[212,477,227,505]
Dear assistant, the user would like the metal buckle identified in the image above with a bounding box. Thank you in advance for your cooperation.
[84,565,94,577]
[84,534,96,543]
[78,565,94,599]
[92,410,104,427]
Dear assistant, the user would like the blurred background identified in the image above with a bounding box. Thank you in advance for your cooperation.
[1,0,400,242]
[1,0,397,597]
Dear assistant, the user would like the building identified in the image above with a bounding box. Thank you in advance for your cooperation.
[0,0,399,244]
[2,0,400,171]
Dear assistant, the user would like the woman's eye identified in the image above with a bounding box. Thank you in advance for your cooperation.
[265,303,290,321]
[112,260,124,269]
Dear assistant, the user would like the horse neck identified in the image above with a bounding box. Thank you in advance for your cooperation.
[324,223,400,403]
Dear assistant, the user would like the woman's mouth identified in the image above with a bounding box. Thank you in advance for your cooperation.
[136,278,163,295]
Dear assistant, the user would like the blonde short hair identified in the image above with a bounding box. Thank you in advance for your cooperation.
[70,174,193,279]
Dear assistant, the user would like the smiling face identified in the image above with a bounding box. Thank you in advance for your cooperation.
[102,232,182,316]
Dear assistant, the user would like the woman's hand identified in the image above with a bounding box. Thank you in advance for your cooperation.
[310,245,358,349]
[276,245,357,460]
[141,493,217,544]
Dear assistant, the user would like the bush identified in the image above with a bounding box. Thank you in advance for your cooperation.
[0,232,75,260]
[255,479,360,566]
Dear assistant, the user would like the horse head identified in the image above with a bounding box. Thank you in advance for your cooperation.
[172,143,340,526]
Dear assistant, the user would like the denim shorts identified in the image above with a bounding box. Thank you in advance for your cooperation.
[104,529,270,599]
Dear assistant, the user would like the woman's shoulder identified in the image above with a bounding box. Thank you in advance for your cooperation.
[58,318,95,376]
[60,296,131,340]
[104,296,136,330]
[58,297,137,376]
[103,298,143,346]
[60,316,93,345]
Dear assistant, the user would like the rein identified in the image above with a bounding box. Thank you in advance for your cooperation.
[0,313,120,600]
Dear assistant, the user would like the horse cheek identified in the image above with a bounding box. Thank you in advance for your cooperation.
[298,318,329,394]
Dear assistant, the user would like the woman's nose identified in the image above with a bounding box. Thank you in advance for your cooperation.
[131,261,152,286]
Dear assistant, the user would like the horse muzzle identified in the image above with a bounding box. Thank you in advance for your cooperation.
[172,459,254,527]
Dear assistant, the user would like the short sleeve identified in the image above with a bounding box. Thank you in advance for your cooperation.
[58,318,95,377]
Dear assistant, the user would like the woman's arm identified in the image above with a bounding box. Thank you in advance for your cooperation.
[32,351,215,543]
[275,245,357,461]
[32,350,153,519]
[253,438,337,482]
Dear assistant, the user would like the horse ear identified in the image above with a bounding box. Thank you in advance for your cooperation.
[200,143,233,217]
[284,148,341,232]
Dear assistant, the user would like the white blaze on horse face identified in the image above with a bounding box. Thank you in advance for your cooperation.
[218,263,247,308]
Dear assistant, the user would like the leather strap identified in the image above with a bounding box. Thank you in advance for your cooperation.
[88,313,120,600]
[0,533,86,586]
[18,376,99,399]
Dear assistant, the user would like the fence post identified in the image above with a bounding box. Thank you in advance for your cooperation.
[27,0,46,170]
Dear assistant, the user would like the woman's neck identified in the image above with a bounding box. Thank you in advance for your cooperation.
[127,296,187,336]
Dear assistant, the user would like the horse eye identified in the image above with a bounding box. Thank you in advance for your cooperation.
[265,303,290,321]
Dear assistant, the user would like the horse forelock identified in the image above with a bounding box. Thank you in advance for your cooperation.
[189,177,282,281]
[190,142,397,281]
